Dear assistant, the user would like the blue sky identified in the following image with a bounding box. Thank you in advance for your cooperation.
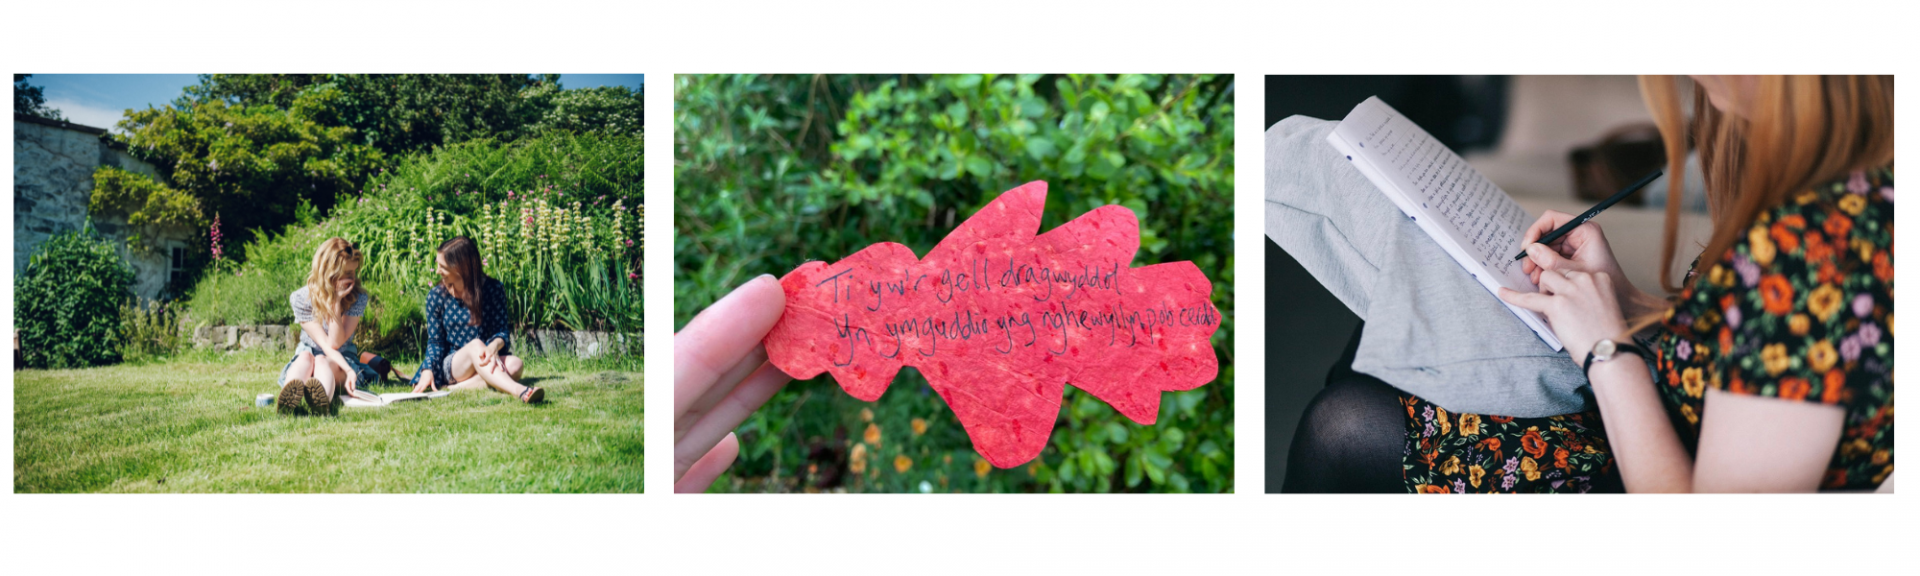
[26,74,644,132]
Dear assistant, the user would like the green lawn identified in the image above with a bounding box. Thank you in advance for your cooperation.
[13,351,642,493]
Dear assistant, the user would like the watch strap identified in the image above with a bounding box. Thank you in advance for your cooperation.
[1582,340,1647,373]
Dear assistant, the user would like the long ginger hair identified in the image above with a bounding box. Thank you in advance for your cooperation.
[306,237,367,328]
[1636,76,1892,329]
[436,236,490,327]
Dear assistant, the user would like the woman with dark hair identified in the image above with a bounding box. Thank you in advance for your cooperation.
[410,236,544,403]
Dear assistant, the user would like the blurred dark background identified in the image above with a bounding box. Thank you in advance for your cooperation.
[1263,75,1510,492]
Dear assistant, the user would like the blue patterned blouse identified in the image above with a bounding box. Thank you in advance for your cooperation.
[412,277,513,385]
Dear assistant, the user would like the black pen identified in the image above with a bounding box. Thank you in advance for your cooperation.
[1513,169,1664,261]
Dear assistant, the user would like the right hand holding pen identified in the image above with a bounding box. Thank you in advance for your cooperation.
[1521,210,1628,286]
[1519,211,1662,319]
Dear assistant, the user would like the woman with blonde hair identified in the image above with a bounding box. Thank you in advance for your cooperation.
[1289,76,1892,493]
[276,237,381,415]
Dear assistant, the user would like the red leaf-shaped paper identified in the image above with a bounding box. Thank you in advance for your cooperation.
[764,181,1221,468]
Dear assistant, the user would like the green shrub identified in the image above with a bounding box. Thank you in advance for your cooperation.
[16,226,137,369]
[522,84,645,137]
[675,74,1234,492]
[89,166,206,231]
[118,298,184,363]
[116,97,387,250]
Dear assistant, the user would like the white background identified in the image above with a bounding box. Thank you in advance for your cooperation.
[3,1,1916,573]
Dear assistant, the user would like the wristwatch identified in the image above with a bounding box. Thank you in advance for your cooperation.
[1582,338,1647,374]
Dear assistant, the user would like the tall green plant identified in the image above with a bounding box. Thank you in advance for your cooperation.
[119,298,184,363]
[336,132,643,335]
[184,132,644,347]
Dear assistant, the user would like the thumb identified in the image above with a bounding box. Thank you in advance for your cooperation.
[1498,287,1551,313]
[1526,244,1573,271]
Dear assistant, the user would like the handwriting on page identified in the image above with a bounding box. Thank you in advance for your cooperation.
[806,260,1216,364]
[1358,114,1527,276]
[764,181,1221,468]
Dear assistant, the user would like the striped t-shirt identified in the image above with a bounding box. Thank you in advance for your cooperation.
[289,285,368,351]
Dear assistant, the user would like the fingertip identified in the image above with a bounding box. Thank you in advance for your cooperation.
[675,432,741,494]
[1495,287,1531,308]
[753,273,787,307]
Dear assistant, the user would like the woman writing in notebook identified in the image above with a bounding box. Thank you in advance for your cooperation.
[1385,76,1894,493]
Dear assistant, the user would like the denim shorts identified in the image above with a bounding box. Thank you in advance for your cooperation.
[279,341,381,391]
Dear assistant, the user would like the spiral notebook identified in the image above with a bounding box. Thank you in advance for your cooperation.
[1325,96,1562,351]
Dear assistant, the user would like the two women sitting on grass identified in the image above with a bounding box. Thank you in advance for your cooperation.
[275,235,543,416]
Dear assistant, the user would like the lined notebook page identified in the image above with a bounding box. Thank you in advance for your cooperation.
[1326,96,1562,350]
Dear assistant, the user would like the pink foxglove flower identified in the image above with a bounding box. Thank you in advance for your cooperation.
[210,213,225,260]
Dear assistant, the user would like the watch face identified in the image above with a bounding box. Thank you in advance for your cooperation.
[1594,339,1616,361]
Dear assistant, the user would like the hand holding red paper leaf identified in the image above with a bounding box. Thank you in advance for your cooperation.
[764,181,1221,468]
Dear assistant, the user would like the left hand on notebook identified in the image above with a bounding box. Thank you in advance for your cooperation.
[1499,244,1630,365]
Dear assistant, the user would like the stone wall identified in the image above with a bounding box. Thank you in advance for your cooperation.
[522,330,638,358]
[185,321,638,360]
[191,324,298,352]
[14,115,194,300]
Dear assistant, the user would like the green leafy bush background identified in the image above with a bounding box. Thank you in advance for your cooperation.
[62,75,649,365]
[675,74,1234,493]
[116,96,386,248]
[16,227,137,368]
[184,132,643,357]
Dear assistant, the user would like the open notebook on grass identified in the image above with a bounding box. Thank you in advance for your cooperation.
[340,389,451,408]
[1325,96,1562,351]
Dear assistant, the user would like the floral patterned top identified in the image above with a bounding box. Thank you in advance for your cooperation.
[411,277,514,386]
[1403,167,1893,493]
[1647,167,1894,490]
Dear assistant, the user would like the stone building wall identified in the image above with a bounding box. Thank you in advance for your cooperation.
[14,115,194,300]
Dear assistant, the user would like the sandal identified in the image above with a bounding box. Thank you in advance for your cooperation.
[276,380,308,415]
[303,378,333,415]
[519,386,545,404]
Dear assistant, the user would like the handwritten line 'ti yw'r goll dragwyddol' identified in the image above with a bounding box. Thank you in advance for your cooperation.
[811,256,1126,312]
